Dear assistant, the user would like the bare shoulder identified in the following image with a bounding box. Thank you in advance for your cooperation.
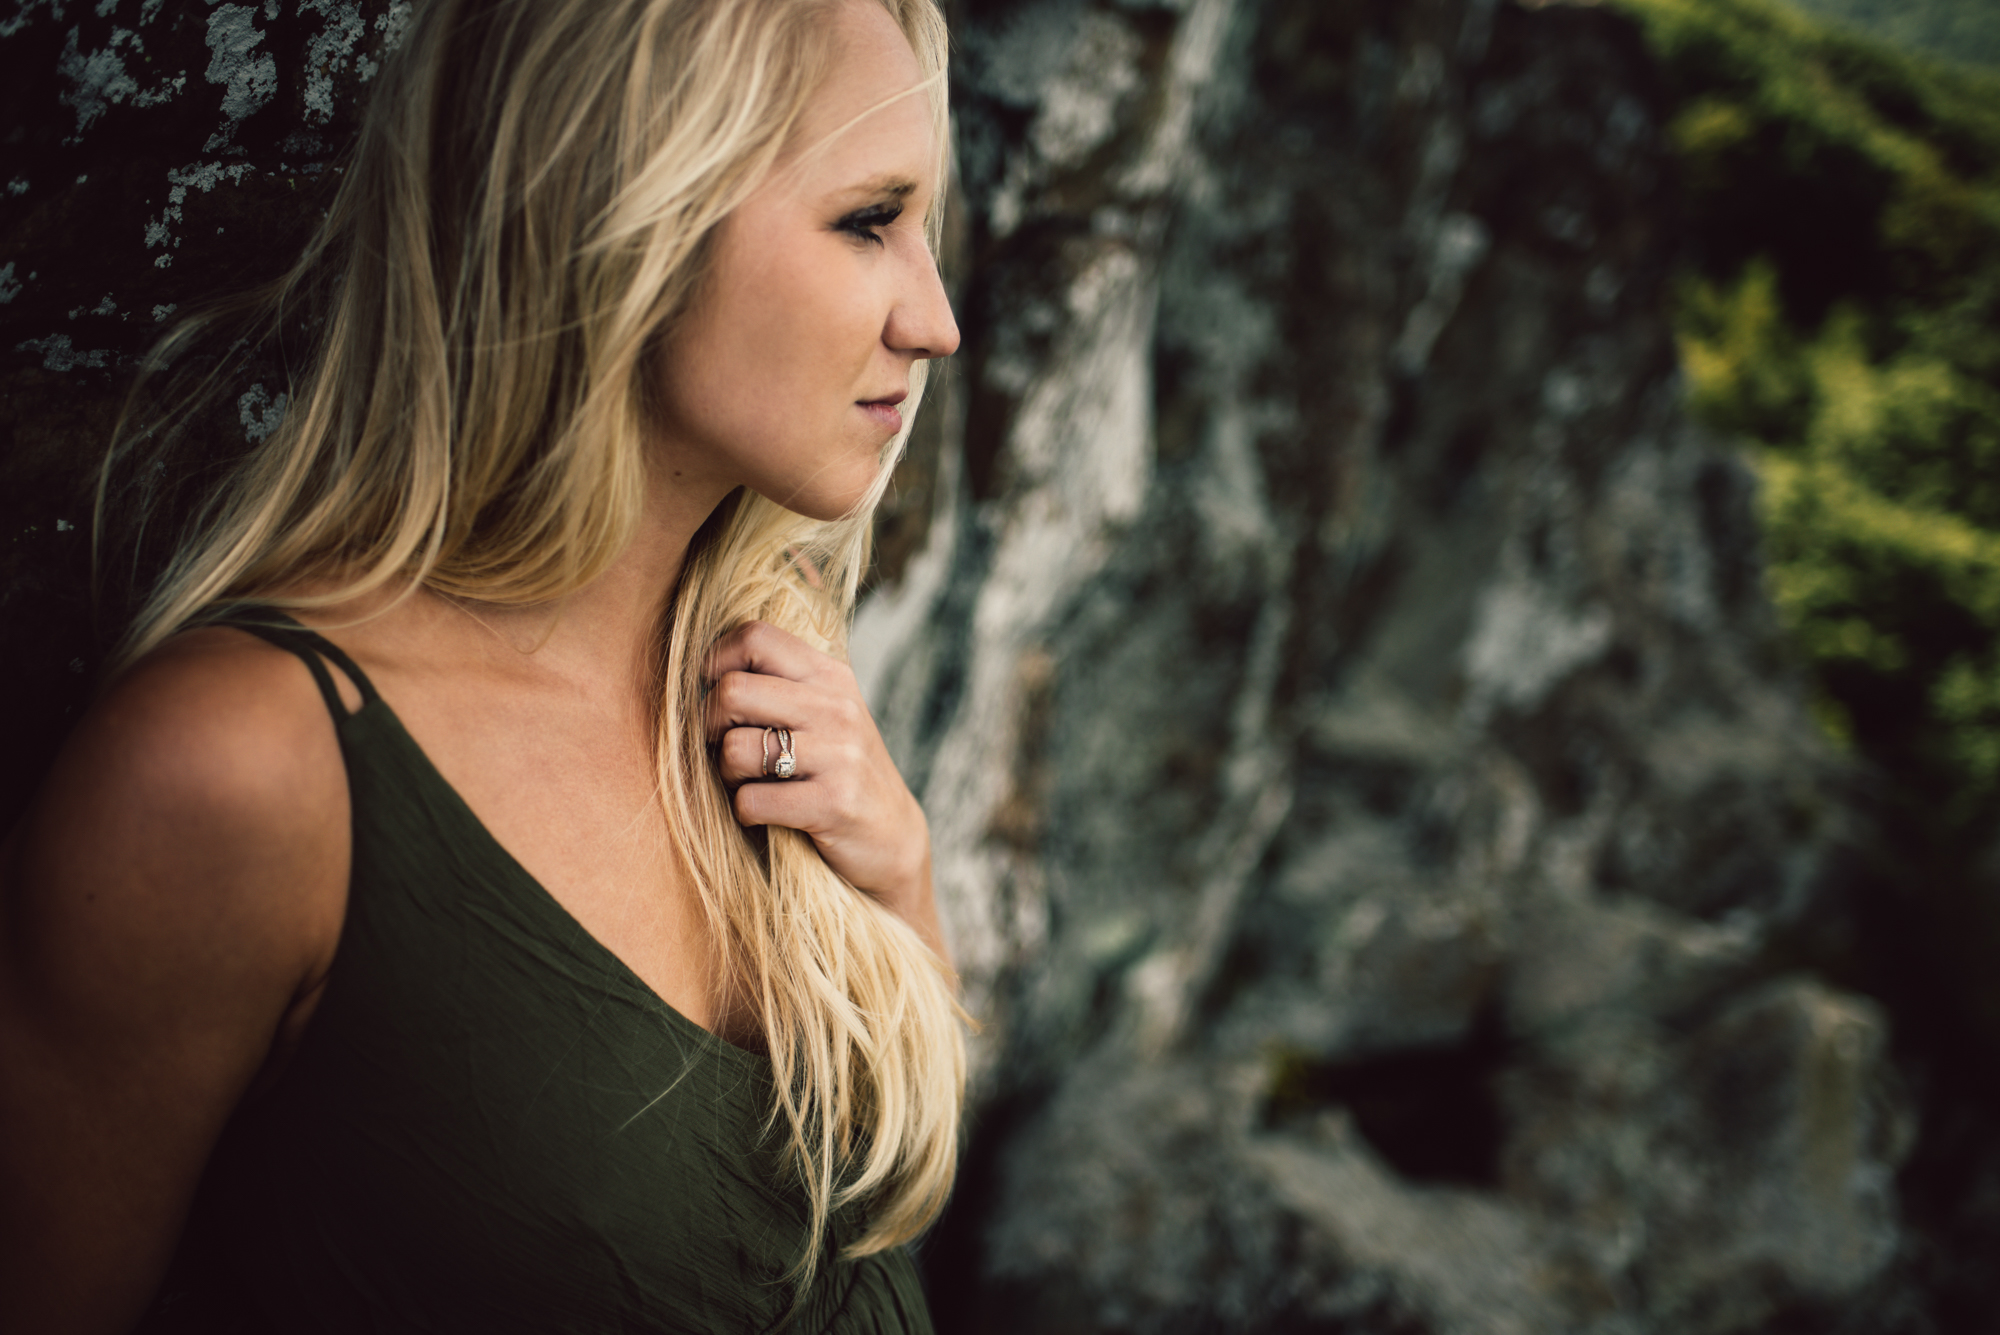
[86,623,352,801]
[0,625,351,1333]
[5,623,350,1028]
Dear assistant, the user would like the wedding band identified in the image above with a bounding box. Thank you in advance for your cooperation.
[760,726,798,780]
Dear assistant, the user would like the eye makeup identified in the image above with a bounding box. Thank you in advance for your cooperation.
[836,202,904,245]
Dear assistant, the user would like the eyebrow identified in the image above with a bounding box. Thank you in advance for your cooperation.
[833,175,919,202]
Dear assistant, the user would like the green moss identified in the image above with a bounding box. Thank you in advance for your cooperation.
[1615,0,2000,850]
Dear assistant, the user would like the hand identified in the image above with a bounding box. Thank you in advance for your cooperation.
[703,621,941,952]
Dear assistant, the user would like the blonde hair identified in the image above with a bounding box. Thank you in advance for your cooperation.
[101,0,963,1281]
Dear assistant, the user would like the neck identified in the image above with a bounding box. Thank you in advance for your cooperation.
[447,462,734,690]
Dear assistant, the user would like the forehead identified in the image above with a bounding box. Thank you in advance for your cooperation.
[787,0,936,187]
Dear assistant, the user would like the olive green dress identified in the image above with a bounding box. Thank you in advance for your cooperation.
[147,615,935,1334]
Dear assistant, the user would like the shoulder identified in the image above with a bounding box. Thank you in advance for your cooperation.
[56,625,350,869]
[5,623,350,1024]
[0,625,352,1331]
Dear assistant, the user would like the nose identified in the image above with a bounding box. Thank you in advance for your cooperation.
[886,246,960,361]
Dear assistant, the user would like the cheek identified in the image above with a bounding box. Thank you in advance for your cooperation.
[649,309,872,499]
[715,274,856,408]
[648,221,891,502]
[765,261,877,372]
[655,284,793,444]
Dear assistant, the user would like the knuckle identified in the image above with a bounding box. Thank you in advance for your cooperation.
[717,671,752,711]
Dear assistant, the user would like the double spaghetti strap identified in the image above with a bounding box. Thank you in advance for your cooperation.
[211,611,381,722]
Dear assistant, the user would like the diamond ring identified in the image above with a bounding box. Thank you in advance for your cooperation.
[762,726,799,780]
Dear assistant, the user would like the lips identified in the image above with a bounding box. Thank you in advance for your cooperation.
[857,388,907,434]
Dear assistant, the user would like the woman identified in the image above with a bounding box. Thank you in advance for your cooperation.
[0,0,966,1329]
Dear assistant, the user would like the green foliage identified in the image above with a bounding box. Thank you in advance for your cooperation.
[1615,0,2000,846]
[1785,0,2000,71]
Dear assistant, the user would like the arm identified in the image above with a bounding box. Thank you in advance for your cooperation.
[0,631,348,1335]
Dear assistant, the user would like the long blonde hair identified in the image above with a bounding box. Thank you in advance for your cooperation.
[101,0,964,1276]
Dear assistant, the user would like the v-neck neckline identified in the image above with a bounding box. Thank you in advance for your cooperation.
[338,681,768,1074]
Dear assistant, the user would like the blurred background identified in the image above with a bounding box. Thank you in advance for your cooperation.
[2,0,1997,1330]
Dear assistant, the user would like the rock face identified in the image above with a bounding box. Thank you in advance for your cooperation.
[0,1,1928,1331]
[0,0,411,821]
[857,0,1917,1329]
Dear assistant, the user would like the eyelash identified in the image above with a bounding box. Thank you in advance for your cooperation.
[837,204,903,246]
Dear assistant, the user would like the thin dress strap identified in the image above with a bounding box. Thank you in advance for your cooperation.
[208,610,381,722]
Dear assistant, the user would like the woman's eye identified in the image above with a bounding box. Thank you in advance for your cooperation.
[837,204,903,246]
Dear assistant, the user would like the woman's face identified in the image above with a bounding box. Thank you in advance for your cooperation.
[651,0,959,522]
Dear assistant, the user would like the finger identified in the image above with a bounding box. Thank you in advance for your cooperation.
[715,725,817,786]
[730,771,825,832]
[718,720,864,787]
[704,620,843,688]
[702,670,824,742]
[717,726,765,786]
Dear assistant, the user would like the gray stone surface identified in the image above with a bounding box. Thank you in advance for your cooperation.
[855,0,1923,1329]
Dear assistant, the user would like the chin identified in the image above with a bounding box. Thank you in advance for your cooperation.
[763,474,881,524]
[816,452,898,519]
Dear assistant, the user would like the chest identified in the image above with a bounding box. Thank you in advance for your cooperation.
[368,661,725,1033]
[203,737,824,1330]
